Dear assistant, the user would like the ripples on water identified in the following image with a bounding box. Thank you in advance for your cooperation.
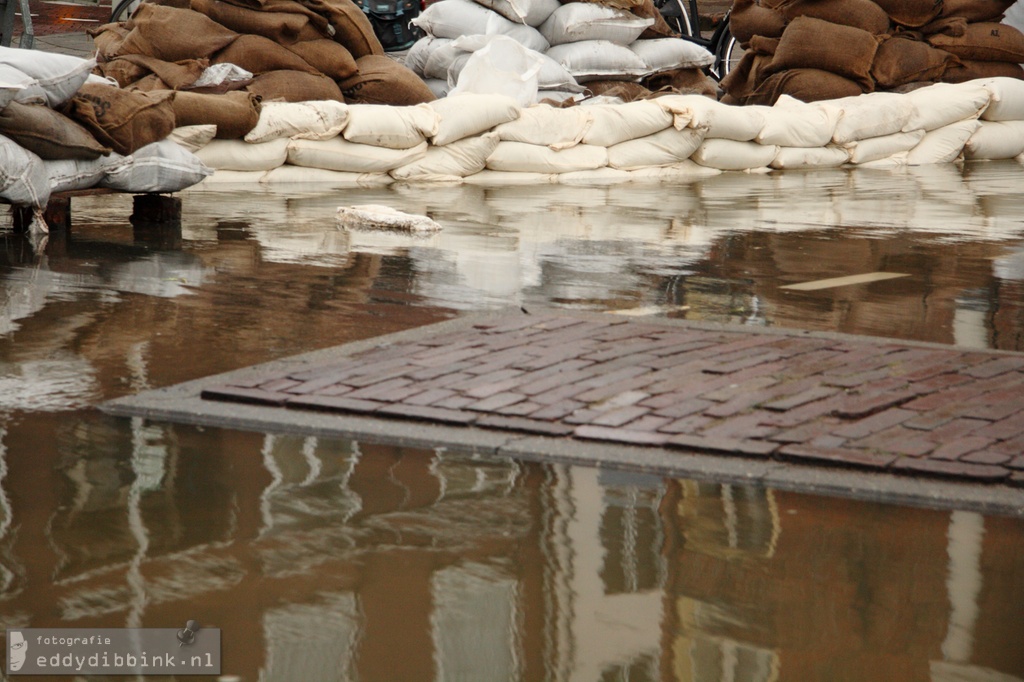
[0,162,1022,680]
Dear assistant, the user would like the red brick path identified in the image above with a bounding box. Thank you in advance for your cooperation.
[201,314,1024,487]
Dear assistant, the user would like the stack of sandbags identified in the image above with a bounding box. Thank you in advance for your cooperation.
[926,0,1024,83]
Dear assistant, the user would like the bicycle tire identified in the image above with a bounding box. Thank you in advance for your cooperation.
[655,0,694,38]
[110,0,142,22]
[714,25,744,79]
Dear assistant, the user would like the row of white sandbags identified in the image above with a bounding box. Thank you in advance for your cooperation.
[183,79,1024,188]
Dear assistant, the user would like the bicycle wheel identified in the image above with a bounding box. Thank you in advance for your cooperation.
[655,0,694,38]
[111,0,142,22]
[714,25,744,79]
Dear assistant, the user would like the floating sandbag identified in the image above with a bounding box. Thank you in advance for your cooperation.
[287,137,428,172]
[927,21,1024,62]
[980,76,1024,120]
[844,129,926,164]
[212,34,319,75]
[606,126,707,170]
[390,131,500,181]
[903,81,991,130]
[244,100,350,143]
[412,0,550,52]
[0,134,52,208]
[747,68,864,105]
[62,83,176,156]
[545,40,649,82]
[770,145,850,169]
[906,118,981,165]
[728,0,786,45]
[246,70,345,103]
[628,38,714,73]
[871,34,961,89]
[285,39,358,80]
[780,0,890,35]
[339,55,436,105]
[167,124,218,151]
[195,137,290,170]
[473,0,560,27]
[189,0,325,44]
[45,154,129,193]
[486,141,608,172]
[941,0,1017,22]
[538,3,653,46]
[117,4,239,62]
[656,94,766,141]
[337,204,442,231]
[0,102,112,160]
[690,138,779,171]
[873,0,943,27]
[767,17,878,91]
[828,92,916,143]
[429,93,521,145]
[581,100,674,146]
[492,104,593,149]
[343,103,440,148]
[755,95,840,147]
[963,120,1024,158]
[172,90,262,139]
[100,138,213,192]
[0,47,96,108]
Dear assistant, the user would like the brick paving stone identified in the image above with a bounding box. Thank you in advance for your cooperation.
[666,434,778,456]
[928,418,991,441]
[515,343,604,371]
[572,372,660,404]
[258,378,304,393]
[574,425,672,446]
[830,408,917,439]
[409,346,493,368]
[833,386,919,419]
[1010,472,1024,488]
[907,371,975,393]
[821,369,892,389]
[902,406,964,431]
[658,413,716,434]
[495,400,545,417]
[406,361,477,381]
[401,388,457,407]
[650,397,715,419]
[623,415,674,432]
[702,376,780,402]
[319,384,355,396]
[988,434,1024,455]
[450,368,525,395]
[698,411,778,441]
[465,392,528,412]
[1008,456,1024,470]
[475,415,576,436]
[778,444,897,470]
[957,395,1024,421]
[929,437,998,461]
[433,395,477,410]
[963,356,1024,378]
[763,385,841,412]
[286,395,383,414]
[703,351,784,375]
[960,450,1013,466]
[759,392,850,428]
[891,458,1009,482]
[904,371,1024,410]
[851,426,938,457]
[590,405,654,427]
[972,412,1024,440]
[807,435,848,449]
[528,400,585,420]
[345,378,415,401]
[769,417,845,444]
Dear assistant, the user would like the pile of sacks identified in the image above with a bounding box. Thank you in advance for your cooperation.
[723,0,1024,105]
[403,0,720,104]
[186,78,1024,191]
[0,46,211,216]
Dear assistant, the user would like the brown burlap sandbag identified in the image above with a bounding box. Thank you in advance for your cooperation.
[62,83,176,156]
[0,102,112,160]
[729,0,786,45]
[920,16,968,37]
[98,58,149,88]
[585,80,652,101]
[116,4,239,62]
[246,69,345,102]
[942,58,1024,82]
[106,54,208,89]
[928,22,1024,62]
[286,39,358,80]
[643,68,718,98]
[873,0,943,27]
[294,0,384,58]
[171,90,262,138]
[126,74,173,91]
[720,50,773,102]
[767,16,879,90]
[190,0,325,44]
[632,0,679,39]
[940,0,1017,22]
[88,22,132,61]
[746,68,864,105]
[872,34,960,88]
[212,34,319,74]
[338,55,436,105]
[781,0,890,35]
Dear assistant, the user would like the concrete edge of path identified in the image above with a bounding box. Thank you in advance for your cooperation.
[100,308,1024,519]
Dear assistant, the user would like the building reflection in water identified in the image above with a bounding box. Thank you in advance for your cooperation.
[1,419,1021,681]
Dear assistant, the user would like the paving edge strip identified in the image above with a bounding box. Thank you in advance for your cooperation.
[101,309,1024,519]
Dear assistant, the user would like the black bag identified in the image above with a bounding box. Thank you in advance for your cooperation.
[360,0,423,51]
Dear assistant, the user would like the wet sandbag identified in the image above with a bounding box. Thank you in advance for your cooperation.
[940,0,1017,22]
[606,126,706,170]
[829,91,916,144]
[747,68,864,106]
[872,33,960,88]
[338,55,436,106]
[492,104,593,149]
[979,76,1024,121]
[244,100,350,143]
[927,22,1024,62]
[486,141,608,173]
[100,138,213,192]
[285,39,358,80]
[781,0,890,35]
[873,0,943,27]
[657,94,766,141]
[690,138,778,171]
[767,17,879,91]
[46,154,130,193]
[212,34,319,75]
[963,120,1024,158]
[0,101,112,160]
[844,129,926,164]
[903,81,992,130]
[389,132,500,181]
[246,70,345,103]
[770,145,850,169]
[190,0,324,44]
[62,83,176,156]
[906,118,980,164]
[581,100,674,147]
[729,0,786,45]
[0,134,51,208]
[194,137,289,170]
[299,0,385,57]
[116,4,239,62]
[941,58,1024,82]
[754,94,841,147]
[172,90,262,138]
[286,137,428,172]
[105,54,209,89]
[429,93,521,145]
[343,102,440,149]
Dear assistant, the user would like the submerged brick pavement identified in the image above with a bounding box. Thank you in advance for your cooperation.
[201,313,1024,487]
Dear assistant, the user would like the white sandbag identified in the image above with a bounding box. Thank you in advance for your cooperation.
[657,95,766,141]
[100,139,213,193]
[405,36,452,77]
[463,169,558,184]
[167,125,218,152]
[691,138,779,171]
[629,38,714,73]
[191,169,267,188]
[545,40,649,82]
[493,104,593,149]
[629,159,722,180]
[343,103,441,149]
[770,145,850,169]
[845,129,926,164]
[582,100,674,147]
[390,132,500,181]
[0,134,51,207]
[474,0,560,26]
[0,65,30,109]
[0,46,95,107]
[828,92,916,144]
[261,165,394,187]
[906,119,980,165]
[430,93,521,145]
[195,138,290,171]
[607,126,707,170]
[556,167,634,184]
[447,34,581,91]
[425,78,451,98]
[448,38,543,106]
[964,120,1024,159]
[244,100,350,143]
[287,138,429,172]
[539,3,652,46]
[423,41,466,81]
[903,82,991,132]
[486,140,608,172]
[46,154,129,193]
[412,0,550,52]
[979,77,1024,121]
[856,151,909,170]
[754,96,840,148]
[193,63,252,89]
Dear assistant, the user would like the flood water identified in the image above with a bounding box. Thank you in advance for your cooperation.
[2,161,1024,681]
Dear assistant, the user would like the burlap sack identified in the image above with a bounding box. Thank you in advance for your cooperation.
[125,74,173,91]
[781,0,890,35]
[643,68,718,98]
[720,50,772,102]
[872,34,960,88]
[172,90,262,138]
[294,0,384,58]
[87,22,132,61]
[920,16,968,37]
[246,69,345,102]
[585,80,652,101]
[873,0,943,27]
[730,0,786,45]
[285,39,358,80]
[767,16,879,90]
[942,58,1024,82]
[212,34,319,74]
[191,0,324,44]
[0,101,112,160]
[746,68,864,105]
[106,54,209,89]
[940,0,1017,22]
[62,83,176,156]
[339,55,436,105]
[927,22,1024,62]
[632,0,678,39]
[98,57,149,87]
[117,4,239,62]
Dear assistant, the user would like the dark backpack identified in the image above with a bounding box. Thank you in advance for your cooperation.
[360,0,423,52]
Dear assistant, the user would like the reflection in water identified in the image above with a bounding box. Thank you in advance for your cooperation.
[0,163,1023,679]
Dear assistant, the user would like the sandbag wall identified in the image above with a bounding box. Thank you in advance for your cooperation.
[404,0,720,104]
[185,80,1024,192]
[723,0,1024,106]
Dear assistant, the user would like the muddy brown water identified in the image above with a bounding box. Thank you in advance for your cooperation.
[1,162,1023,680]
